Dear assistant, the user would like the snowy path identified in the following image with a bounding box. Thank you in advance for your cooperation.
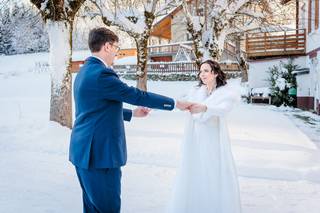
[122,106,320,213]
[0,65,320,212]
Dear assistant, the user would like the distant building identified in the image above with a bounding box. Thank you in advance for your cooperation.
[247,0,319,113]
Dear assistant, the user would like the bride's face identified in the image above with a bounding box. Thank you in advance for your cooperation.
[199,63,218,85]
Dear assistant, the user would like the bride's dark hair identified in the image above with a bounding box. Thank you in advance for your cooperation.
[198,60,227,88]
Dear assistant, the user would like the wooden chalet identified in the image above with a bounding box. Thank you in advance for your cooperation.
[248,0,320,114]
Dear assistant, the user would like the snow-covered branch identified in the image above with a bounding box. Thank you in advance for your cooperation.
[154,0,178,17]
[181,0,274,62]
[92,0,148,35]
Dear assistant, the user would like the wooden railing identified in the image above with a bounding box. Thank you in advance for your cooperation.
[147,41,239,57]
[113,62,240,74]
[70,61,240,74]
[246,29,306,58]
[148,41,193,56]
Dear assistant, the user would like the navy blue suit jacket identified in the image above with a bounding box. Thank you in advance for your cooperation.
[69,57,174,169]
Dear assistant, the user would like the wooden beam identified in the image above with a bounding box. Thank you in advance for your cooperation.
[296,0,299,30]
[70,61,85,73]
[247,50,305,58]
[316,0,319,29]
[308,0,312,33]
[150,17,171,39]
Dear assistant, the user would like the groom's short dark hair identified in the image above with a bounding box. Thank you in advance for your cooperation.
[88,27,119,52]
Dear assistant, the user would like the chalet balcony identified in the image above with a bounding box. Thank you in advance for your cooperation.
[147,41,194,61]
[147,41,238,62]
[148,41,193,56]
[246,29,306,59]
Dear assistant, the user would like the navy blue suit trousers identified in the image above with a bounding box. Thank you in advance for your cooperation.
[76,167,122,213]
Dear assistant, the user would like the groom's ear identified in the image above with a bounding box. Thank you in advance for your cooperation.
[103,42,111,53]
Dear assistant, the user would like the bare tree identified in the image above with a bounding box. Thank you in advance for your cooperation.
[183,0,294,81]
[185,0,274,59]
[181,0,276,81]
[29,0,86,128]
[91,0,175,91]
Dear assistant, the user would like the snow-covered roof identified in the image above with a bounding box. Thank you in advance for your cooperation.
[152,4,183,27]
[148,41,192,48]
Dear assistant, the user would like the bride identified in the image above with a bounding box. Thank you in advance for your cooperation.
[171,59,242,213]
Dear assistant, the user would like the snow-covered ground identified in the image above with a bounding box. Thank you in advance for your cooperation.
[1,52,320,213]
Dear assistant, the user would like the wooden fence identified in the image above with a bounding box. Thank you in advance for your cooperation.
[113,62,239,74]
[71,61,240,74]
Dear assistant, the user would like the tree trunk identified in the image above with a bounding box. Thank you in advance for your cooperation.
[207,42,222,62]
[47,21,73,128]
[50,74,72,128]
[137,71,148,91]
[209,31,223,62]
[136,39,148,91]
[29,0,85,128]
[240,59,249,82]
[235,35,248,82]
[185,20,203,69]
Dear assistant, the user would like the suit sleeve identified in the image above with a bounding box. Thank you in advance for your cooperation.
[201,99,234,120]
[123,108,132,122]
[98,72,175,111]
[192,97,235,123]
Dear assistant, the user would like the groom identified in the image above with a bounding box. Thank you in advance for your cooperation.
[69,27,186,213]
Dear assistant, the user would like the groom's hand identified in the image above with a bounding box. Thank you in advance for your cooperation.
[133,107,151,117]
[176,101,194,111]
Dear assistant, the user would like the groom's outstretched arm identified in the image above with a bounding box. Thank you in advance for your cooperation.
[98,72,174,111]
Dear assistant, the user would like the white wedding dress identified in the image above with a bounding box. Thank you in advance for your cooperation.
[168,83,242,213]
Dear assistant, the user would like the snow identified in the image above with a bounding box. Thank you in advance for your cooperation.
[239,9,264,19]
[192,16,202,32]
[220,59,237,64]
[148,41,193,48]
[1,52,320,212]
[114,56,137,65]
[251,87,271,97]
[144,2,153,13]
[71,50,91,61]
[275,77,287,90]
[98,3,146,35]
[182,0,273,61]
[269,106,320,148]
[228,0,248,15]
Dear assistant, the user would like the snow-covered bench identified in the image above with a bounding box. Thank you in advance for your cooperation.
[250,87,271,104]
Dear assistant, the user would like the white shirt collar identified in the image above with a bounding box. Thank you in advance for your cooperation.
[91,55,110,68]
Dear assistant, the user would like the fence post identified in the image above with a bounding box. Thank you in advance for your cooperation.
[284,31,287,52]
[264,32,267,56]
[304,29,306,53]
[245,34,249,53]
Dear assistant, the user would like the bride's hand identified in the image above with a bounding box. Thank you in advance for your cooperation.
[176,101,194,111]
[189,104,207,114]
